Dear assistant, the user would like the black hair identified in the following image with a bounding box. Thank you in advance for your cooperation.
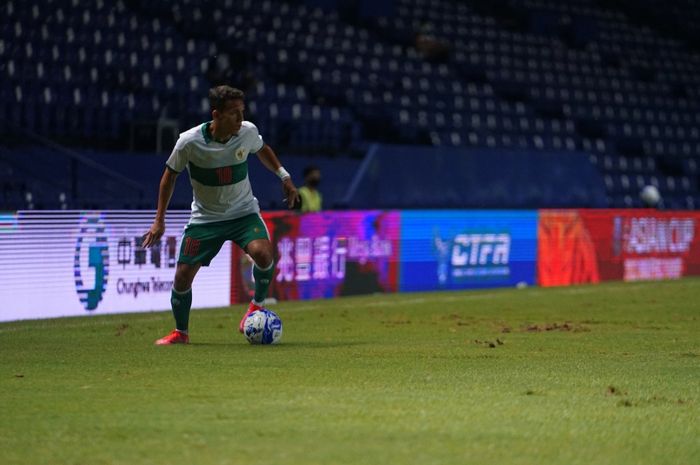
[303,165,320,177]
[208,85,245,112]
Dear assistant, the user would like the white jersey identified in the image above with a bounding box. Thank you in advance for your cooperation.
[166,121,265,224]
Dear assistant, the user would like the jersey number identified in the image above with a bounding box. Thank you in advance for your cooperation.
[183,237,201,257]
[216,166,232,185]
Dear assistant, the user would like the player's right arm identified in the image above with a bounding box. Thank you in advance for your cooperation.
[143,135,189,248]
[143,167,179,248]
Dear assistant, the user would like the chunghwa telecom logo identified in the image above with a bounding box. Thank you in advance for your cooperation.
[74,215,110,311]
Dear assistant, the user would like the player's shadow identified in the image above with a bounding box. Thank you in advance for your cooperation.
[190,340,366,349]
[270,341,367,349]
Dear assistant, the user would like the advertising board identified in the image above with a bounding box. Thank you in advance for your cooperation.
[230,211,401,303]
[538,210,700,286]
[400,211,538,291]
[0,211,231,322]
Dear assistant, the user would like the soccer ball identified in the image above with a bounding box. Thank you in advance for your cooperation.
[640,185,661,207]
[243,309,283,345]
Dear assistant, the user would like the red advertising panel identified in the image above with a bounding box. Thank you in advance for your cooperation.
[539,210,700,286]
[231,211,400,304]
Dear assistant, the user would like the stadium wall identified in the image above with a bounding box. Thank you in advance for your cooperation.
[1,209,699,322]
[342,145,608,209]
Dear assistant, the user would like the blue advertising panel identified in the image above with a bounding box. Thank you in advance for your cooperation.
[400,211,538,291]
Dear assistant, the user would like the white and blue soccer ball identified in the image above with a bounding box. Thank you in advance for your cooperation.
[640,184,661,207]
[243,309,283,345]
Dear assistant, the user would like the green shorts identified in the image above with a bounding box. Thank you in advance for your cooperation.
[178,213,270,266]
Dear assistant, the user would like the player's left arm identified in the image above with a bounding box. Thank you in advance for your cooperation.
[256,144,300,209]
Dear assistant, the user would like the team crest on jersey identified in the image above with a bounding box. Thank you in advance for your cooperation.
[235,149,246,160]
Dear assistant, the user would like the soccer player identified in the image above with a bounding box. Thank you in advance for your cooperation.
[142,85,300,345]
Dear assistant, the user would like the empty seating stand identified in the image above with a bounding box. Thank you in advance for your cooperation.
[0,0,698,209]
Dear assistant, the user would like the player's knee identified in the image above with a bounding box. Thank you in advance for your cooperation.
[173,274,193,292]
[247,241,274,269]
[255,252,274,269]
[173,264,196,291]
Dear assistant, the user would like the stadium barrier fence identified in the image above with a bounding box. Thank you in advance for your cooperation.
[1,209,698,321]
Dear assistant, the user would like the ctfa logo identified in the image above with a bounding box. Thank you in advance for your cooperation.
[433,232,511,285]
[74,215,110,311]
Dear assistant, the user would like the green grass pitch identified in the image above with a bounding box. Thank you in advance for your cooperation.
[1,278,698,465]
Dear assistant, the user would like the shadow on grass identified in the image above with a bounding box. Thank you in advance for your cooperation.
[189,340,367,349]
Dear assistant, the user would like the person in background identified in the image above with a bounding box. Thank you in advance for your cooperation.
[414,24,451,64]
[298,165,323,212]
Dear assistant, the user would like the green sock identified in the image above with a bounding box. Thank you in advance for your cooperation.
[171,288,192,332]
[253,262,274,304]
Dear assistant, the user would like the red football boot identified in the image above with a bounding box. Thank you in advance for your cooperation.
[238,301,263,333]
[155,330,190,345]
